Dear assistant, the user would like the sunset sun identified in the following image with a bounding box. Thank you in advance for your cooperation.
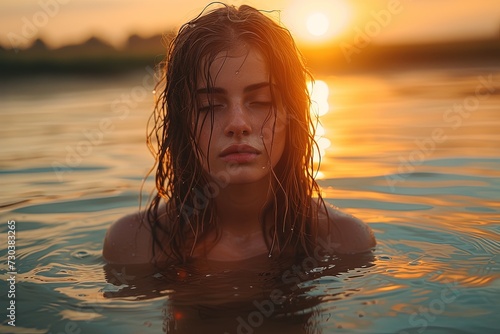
[307,12,330,36]
[284,0,352,44]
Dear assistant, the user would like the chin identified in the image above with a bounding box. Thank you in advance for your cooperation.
[210,166,270,185]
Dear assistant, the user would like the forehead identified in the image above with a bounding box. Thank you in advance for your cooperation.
[198,46,269,88]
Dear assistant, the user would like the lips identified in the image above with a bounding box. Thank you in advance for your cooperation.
[219,144,261,163]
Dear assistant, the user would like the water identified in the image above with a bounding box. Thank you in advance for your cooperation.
[0,65,499,333]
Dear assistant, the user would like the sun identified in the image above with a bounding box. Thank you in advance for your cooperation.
[307,12,330,37]
[283,0,352,44]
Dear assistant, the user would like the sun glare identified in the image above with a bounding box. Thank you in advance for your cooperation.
[308,80,332,178]
[284,0,352,44]
[307,12,330,37]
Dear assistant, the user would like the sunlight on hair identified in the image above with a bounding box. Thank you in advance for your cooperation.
[308,80,332,179]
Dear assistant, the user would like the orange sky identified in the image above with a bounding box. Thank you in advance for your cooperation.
[1,0,499,49]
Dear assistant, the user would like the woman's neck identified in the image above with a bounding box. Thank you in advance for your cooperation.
[213,177,273,235]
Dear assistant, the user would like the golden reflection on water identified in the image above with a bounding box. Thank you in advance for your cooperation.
[308,70,500,185]
[60,309,102,322]
[0,70,498,333]
[308,79,332,179]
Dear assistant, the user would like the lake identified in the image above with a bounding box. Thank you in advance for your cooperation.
[0,64,498,333]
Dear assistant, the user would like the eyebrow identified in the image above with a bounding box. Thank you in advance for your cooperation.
[196,82,271,95]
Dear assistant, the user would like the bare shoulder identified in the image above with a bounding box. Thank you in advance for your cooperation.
[316,200,376,254]
[102,212,155,264]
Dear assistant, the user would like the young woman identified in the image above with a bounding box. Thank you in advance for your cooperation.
[103,3,375,265]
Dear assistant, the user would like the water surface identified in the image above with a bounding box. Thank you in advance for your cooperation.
[0,66,499,333]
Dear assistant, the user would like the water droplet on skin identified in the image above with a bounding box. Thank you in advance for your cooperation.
[235,70,239,75]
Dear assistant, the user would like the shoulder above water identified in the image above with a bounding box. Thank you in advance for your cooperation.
[102,202,376,265]
[316,200,376,254]
[102,212,155,265]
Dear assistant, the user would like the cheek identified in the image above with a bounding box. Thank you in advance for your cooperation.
[198,127,210,148]
[261,109,287,137]
[261,111,287,158]
[274,111,288,139]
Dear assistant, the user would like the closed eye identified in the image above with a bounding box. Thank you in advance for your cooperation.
[249,102,273,112]
[250,101,272,108]
[198,104,225,113]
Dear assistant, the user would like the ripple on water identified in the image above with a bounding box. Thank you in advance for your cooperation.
[1,70,498,333]
[12,193,139,214]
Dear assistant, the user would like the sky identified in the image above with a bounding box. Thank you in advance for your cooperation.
[1,0,499,50]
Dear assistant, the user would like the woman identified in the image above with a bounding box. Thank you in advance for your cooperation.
[103,3,375,265]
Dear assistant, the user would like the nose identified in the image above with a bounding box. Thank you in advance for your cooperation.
[224,102,252,137]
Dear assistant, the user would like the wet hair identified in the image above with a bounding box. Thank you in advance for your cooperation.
[146,3,328,263]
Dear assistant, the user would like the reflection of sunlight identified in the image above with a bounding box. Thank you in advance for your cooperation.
[308,80,330,116]
[60,309,102,321]
[308,80,332,178]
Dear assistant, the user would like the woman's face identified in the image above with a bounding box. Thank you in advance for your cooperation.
[194,46,287,185]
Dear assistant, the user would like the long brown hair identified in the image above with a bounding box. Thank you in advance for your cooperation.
[146,3,327,264]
